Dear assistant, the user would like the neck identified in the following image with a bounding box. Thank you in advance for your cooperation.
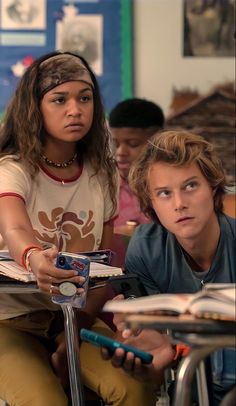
[177,213,220,271]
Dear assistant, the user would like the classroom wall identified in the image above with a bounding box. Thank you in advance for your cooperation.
[133,0,235,115]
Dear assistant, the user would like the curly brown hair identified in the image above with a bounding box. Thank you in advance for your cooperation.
[129,130,227,222]
[0,51,117,215]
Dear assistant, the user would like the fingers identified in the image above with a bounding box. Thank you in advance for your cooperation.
[38,274,86,295]
[29,248,87,293]
[113,294,125,301]
[109,348,142,373]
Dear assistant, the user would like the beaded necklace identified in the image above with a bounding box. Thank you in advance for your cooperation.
[41,153,77,168]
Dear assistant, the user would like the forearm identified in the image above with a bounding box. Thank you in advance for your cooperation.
[0,197,42,264]
[4,227,42,262]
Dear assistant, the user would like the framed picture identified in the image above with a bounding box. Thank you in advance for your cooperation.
[183,0,235,57]
[0,0,133,119]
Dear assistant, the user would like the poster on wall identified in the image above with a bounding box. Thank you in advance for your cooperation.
[0,0,133,119]
[183,0,235,57]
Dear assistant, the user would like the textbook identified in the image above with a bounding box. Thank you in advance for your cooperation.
[103,284,236,321]
[0,251,123,283]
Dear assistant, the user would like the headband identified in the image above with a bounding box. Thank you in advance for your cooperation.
[38,54,94,97]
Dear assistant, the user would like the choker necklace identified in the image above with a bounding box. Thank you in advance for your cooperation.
[41,153,77,168]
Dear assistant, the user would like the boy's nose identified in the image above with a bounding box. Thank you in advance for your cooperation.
[116,143,129,156]
[174,192,187,211]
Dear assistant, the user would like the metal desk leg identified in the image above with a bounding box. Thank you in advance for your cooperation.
[62,305,85,406]
[173,345,216,406]
[196,361,209,406]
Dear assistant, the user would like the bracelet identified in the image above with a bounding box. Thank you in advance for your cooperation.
[21,245,43,271]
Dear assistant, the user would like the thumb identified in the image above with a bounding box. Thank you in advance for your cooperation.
[113,294,125,301]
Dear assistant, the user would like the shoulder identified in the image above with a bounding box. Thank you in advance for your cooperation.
[0,155,28,178]
[84,160,117,187]
[0,155,32,194]
[126,222,168,259]
[219,213,236,238]
[131,222,168,242]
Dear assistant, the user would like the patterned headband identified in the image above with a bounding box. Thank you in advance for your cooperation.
[38,53,94,97]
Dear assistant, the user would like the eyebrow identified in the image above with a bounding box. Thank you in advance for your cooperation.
[153,176,199,191]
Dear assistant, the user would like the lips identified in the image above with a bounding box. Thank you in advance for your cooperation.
[176,217,194,223]
[117,161,130,168]
[65,122,83,128]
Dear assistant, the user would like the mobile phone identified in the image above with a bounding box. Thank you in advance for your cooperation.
[108,274,148,299]
[80,328,153,364]
[78,250,114,265]
[53,252,90,306]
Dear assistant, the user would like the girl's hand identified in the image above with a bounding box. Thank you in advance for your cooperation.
[28,247,85,295]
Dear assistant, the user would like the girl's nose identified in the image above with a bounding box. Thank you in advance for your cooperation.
[67,100,81,117]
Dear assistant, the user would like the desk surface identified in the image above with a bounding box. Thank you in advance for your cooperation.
[0,275,38,293]
[125,314,236,335]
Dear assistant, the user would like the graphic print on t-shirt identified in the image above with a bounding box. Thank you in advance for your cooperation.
[34,207,96,250]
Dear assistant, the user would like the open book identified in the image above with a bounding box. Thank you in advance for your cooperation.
[103,284,236,321]
[0,251,123,283]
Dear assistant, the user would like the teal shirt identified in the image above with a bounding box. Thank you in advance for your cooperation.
[125,213,235,293]
[125,213,236,400]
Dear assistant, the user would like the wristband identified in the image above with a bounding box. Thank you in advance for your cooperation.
[21,245,43,271]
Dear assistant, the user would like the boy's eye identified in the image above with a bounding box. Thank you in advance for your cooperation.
[185,182,197,191]
[127,141,142,148]
[157,190,170,198]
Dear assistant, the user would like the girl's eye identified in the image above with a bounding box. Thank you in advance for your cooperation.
[80,95,91,103]
[53,97,65,104]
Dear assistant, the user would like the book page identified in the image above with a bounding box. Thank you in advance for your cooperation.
[189,298,235,320]
[89,262,123,277]
[188,285,236,320]
[103,286,236,319]
[103,293,193,314]
[0,260,36,282]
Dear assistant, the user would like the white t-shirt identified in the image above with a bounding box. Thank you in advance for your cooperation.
[0,156,117,319]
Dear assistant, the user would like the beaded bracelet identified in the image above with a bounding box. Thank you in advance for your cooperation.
[21,245,43,271]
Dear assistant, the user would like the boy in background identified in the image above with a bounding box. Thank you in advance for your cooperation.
[109,98,164,226]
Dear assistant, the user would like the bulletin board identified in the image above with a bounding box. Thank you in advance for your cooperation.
[0,0,133,119]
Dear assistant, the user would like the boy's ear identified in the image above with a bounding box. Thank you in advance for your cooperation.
[212,188,217,196]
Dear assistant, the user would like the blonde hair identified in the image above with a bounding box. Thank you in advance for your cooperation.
[129,130,227,222]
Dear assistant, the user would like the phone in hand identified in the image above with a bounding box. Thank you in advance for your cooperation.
[80,328,153,364]
[53,252,90,306]
[108,274,148,299]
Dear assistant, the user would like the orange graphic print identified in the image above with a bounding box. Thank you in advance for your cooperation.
[34,207,96,251]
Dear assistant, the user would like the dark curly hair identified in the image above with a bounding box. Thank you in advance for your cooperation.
[0,51,117,215]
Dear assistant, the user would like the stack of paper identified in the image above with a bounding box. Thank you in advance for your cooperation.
[0,251,123,283]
